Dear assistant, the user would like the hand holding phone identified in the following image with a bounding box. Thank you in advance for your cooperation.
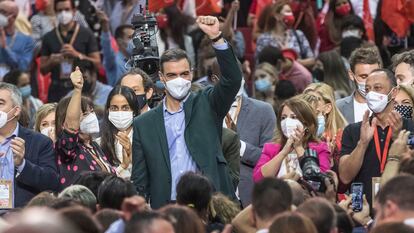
[351,182,363,212]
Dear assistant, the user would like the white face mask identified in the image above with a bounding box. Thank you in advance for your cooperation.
[342,29,362,39]
[108,111,133,131]
[80,113,100,135]
[0,106,17,129]
[281,118,304,138]
[40,126,54,137]
[317,114,325,137]
[57,10,73,25]
[165,77,191,100]
[366,90,393,113]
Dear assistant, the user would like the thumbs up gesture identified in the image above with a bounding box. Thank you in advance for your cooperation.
[70,66,83,91]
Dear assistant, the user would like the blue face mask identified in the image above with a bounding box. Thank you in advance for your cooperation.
[255,79,272,92]
[19,85,31,98]
[317,114,325,137]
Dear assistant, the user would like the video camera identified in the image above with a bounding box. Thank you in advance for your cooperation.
[130,10,160,82]
[299,148,332,193]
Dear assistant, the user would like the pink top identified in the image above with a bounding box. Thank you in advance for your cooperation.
[253,142,331,182]
[282,61,312,93]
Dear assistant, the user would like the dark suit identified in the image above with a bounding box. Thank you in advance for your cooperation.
[236,97,276,207]
[131,46,241,209]
[222,128,240,189]
[15,126,59,207]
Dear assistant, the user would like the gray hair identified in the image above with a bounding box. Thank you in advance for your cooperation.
[0,82,23,107]
[59,185,97,211]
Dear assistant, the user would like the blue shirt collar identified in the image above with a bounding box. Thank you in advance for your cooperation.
[163,93,191,115]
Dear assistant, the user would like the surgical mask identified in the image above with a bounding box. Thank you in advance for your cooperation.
[57,10,73,25]
[136,94,147,110]
[255,79,272,92]
[281,118,304,138]
[355,80,366,97]
[335,3,351,16]
[80,112,100,135]
[19,85,31,98]
[0,13,8,27]
[0,106,17,129]
[283,13,295,28]
[41,126,54,137]
[108,111,133,131]
[395,104,413,119]
[365,90,393,113]
[165,77,191,100]
[342,29,361,39]
[317,114,325,137]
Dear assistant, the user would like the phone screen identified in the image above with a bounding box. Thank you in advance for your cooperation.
[407,134,414,147]
[351,183,363,212]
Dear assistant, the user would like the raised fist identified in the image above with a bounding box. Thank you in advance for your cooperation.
[196,16,221,40]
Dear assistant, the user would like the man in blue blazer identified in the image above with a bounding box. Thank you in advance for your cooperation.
[131,16,241,209]
[0,83,59,208]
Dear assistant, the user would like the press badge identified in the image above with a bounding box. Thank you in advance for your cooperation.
[0,180,12,209]
[60,60,73,79]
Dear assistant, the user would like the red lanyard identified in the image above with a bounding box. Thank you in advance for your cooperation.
[373,127,392,173]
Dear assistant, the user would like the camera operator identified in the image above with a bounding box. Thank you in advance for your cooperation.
[253,97,330,186]
[339,69,414,212]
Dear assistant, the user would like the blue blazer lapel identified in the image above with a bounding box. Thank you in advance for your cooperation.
[154,105,171,171]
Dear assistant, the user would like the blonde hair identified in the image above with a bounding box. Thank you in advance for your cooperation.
[34,103,57,132]
[255,62,279,81]
[304,83,347,138]
[398,84,414,102]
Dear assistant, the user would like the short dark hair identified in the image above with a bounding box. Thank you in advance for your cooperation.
[59,206,102,233]
[341,15,366,35]
[297,198,337,233]
[257,46,285,66]
[252,178,292,221]
[369,68,397,87]
[95,208,122,232]
[114,24,134,40]
[54,0,74,11]
[176,172,213,215]
[376,175,414,211]
[97,175,137,210]
[349,47,382,72]
[159,48,191,73]
[333,204,354,233]
[3,69,25,86]
[391,50,414,75]
[125,211,171,233]
[74,171,112,198]
[118,68,154,92]
[371,222,414,233]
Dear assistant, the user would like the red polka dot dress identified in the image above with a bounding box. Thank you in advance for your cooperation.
[55,129,116,188]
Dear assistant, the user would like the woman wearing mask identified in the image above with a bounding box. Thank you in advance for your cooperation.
[304,83,348,171]
[313,50,352,99]
[253,98,330,182]
[99,86,139,179]
[34,103,57,142]
[255,0,315,68]
[55,67,114,188]
[394,85,414,120]
[317,0,355,52]
[254,62,279,105]
[3,70,43,128]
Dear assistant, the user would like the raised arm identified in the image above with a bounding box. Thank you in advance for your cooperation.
[196,16,243,119]
[339,111,373,184]
[65,67,83,132]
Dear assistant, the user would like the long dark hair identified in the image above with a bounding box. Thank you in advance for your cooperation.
[55,96,93,139]
[326,0,355,46]
[160,3,194,50]
[100,86,139,165]
[318,50,352,95]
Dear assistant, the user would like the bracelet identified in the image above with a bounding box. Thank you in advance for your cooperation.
[364,218,374,229]
[387,155,400,162]
[211,32,223,42]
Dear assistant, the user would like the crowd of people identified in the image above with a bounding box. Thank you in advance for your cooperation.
[1,0,414,232]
